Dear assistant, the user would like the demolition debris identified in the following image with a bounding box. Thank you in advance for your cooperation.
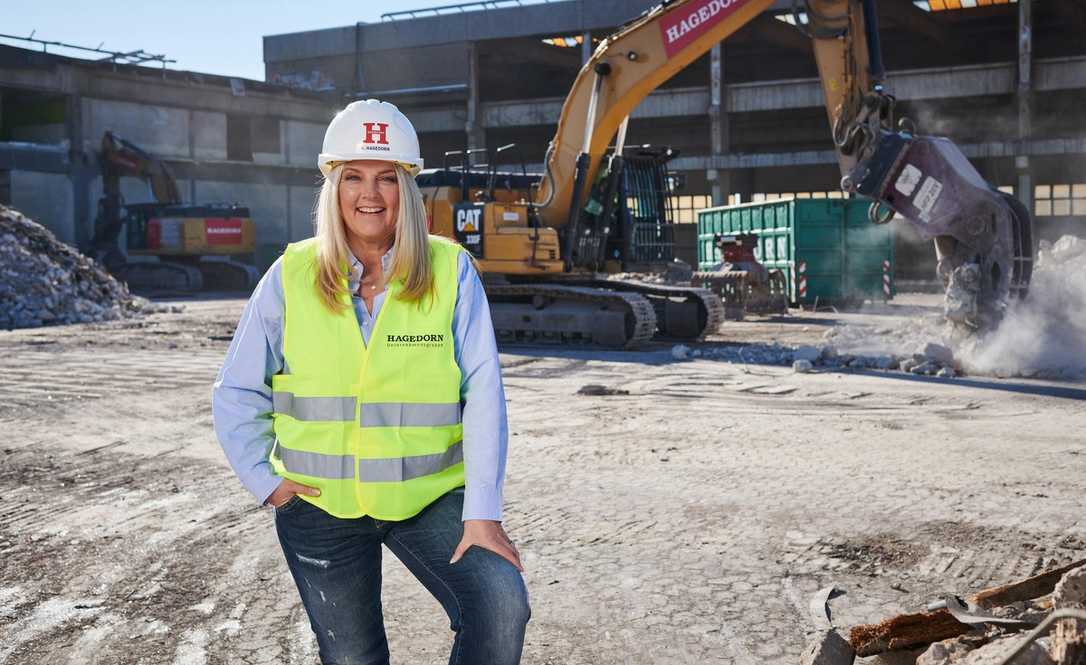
[849,560,1086,665]
[0,205,165,330]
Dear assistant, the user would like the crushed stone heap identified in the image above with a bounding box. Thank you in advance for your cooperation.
[0,205,158,330]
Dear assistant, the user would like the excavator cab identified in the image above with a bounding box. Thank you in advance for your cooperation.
[576,145,680,273]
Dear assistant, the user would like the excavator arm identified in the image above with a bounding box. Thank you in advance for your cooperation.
[535,0,1033,329]
[91,131,182,250]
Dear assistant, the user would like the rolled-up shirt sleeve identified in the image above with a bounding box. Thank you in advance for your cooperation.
[211,259,285,506]
[453,252,509,522]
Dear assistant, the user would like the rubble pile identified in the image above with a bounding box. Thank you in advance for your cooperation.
[0,205,158,329]
[669,339,962,377]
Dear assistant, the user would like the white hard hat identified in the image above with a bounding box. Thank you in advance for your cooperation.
[318,99,423,177]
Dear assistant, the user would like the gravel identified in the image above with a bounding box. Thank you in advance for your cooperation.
[0,205,168,330]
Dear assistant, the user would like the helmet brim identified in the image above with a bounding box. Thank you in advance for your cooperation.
[319,153,423,178]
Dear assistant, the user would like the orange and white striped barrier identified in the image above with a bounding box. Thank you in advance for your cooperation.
[882,259,892,299]
[797,260,808,301]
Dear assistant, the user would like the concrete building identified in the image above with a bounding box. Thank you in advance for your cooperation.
[265,0,1086,279]
[0,44,340,270]
[2,1,1083,282]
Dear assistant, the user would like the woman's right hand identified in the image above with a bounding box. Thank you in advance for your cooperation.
[267,479,321,508]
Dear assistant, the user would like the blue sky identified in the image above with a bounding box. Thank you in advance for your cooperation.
[1,1,535,81]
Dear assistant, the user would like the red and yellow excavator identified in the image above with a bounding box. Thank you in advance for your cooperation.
[88,131,258,291]
[421,0,1033,347]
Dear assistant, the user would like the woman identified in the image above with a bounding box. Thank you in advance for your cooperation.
[212,99,530,665]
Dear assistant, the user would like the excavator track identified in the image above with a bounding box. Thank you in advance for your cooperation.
[594,279,725,342]
[485,283,657,349]
[116,261,203,292]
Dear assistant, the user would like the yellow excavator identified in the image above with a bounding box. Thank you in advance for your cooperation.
[421,0,1033,347]
[87,131,258,291]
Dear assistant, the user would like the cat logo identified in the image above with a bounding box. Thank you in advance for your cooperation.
[456,206,482,233]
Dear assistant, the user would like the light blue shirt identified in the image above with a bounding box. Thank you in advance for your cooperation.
[211,247,508,521]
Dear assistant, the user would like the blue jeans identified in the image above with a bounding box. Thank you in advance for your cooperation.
[274,488,530,665]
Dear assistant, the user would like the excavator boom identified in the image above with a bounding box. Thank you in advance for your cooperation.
[533,0,777,224]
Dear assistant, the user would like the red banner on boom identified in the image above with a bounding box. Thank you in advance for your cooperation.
[658,0,751,58]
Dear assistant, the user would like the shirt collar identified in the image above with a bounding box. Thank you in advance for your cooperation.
[346,248,394,292]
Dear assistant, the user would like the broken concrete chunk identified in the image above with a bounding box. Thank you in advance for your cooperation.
[801,630,855,665]
[1053,565,1086,610]
[937,367,957,378]
[876,356,897,370]
[794,359,815,373]
[1050,566,1086,665]
[671,344,691,360]
[924,343,956,365]
[956,633,1055,665]
[911,361,939,375]
[794,345,822,362]
[917,630,989,665]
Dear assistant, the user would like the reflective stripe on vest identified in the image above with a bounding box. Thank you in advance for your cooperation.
[273,392,356,422]
[278,440,465,482]
[360,402,461,428]
[272,395,462,428]
[271,235,465,521]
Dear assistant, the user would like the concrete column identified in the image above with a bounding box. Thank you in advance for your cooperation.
[66,93,92,249]
[1016,0,1033,215]
[707,43,730,206]
[465,41,486,165]
[581,31,592,65]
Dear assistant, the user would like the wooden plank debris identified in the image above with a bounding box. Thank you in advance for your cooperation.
[849,559,1086,656]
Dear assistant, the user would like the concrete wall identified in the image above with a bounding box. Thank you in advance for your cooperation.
[285,120,326,168]
[196,180,287,239]
[288,185,319,241]
[82,98,191,158]
[10,170,74,243]
[192,111,227,161]
[10,124,66,144]
[360,43,470,92]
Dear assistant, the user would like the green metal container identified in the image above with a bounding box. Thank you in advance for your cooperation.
[696,199,895,304]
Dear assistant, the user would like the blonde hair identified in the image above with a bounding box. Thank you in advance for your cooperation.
[313,163,433,313]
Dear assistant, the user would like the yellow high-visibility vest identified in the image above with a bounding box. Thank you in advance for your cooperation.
[270,235,465,520]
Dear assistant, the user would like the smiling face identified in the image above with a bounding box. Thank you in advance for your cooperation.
[337,160,400,248]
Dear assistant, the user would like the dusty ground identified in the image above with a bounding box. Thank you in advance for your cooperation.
[1,293,1084,664]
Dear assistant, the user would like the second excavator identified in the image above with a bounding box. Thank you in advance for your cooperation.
[421,0,1033,346]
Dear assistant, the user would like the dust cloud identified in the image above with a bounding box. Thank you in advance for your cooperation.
[827,235,1086,381]
[960,235,1086,379]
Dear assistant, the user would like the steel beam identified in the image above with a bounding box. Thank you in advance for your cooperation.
[671,138,1086,171]
[1017,0,1034,215]
[466,41,485,162]
[0,143,70,174]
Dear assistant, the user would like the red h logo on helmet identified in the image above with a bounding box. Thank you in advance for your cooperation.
[362,122,390,145]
